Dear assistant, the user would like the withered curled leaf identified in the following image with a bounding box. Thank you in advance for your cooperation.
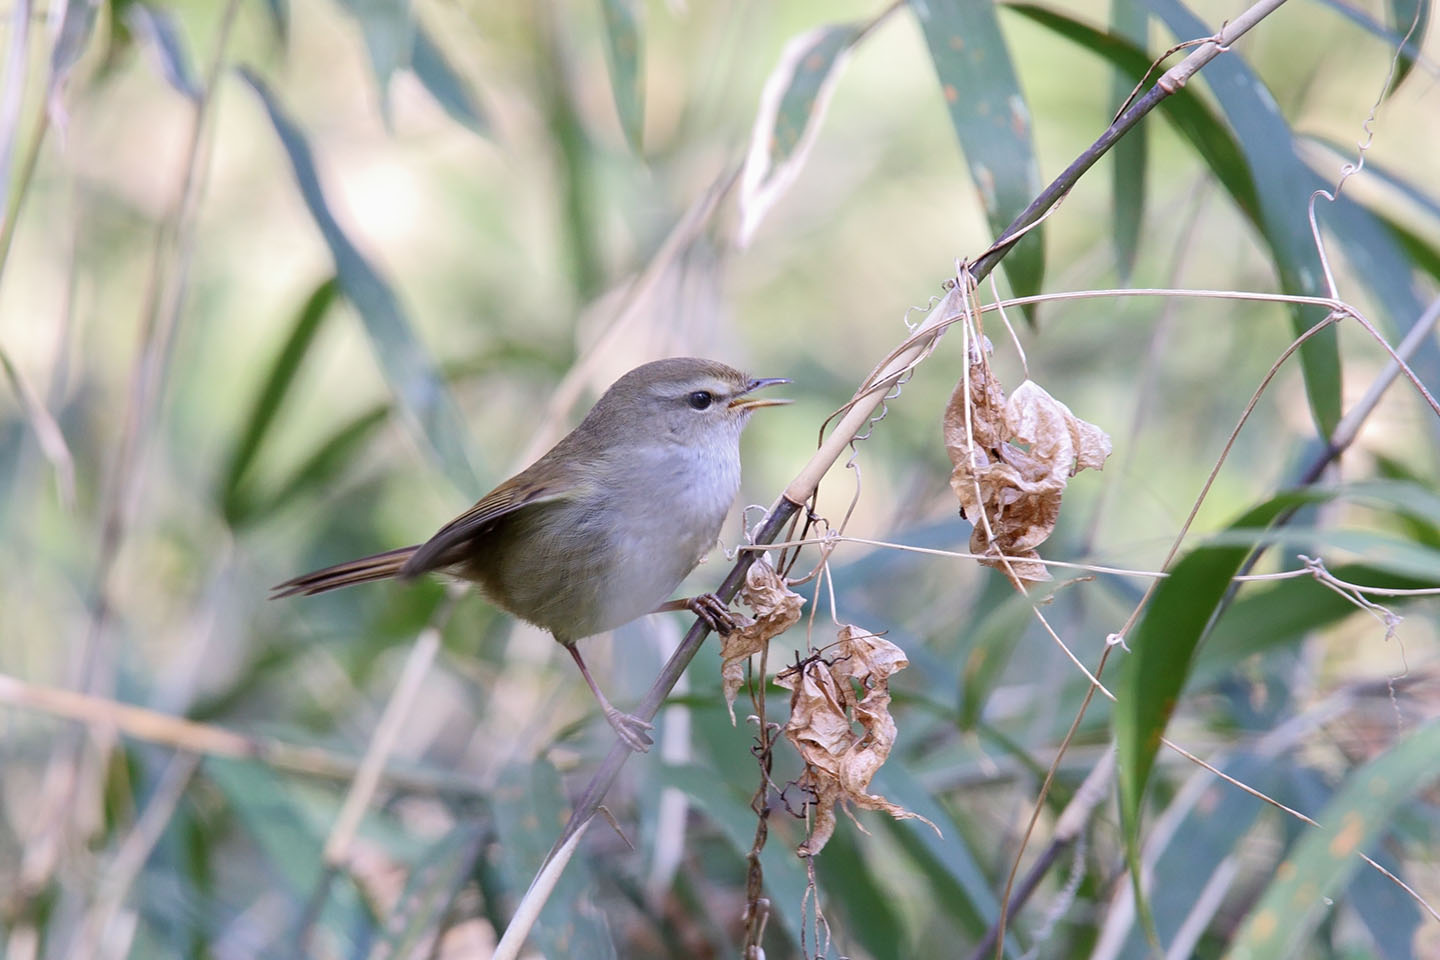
[719,556,805,722]
[776,625,936,855]
[943,347,1112,586]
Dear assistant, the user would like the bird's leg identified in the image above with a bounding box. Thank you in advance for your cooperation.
[565,643,654,752]
[652,594,737,635]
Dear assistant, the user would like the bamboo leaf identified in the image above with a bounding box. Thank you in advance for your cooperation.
[871,764,1013,950]
[205,758,369,937]
[957,587,1045,730]
[913,0,1046,320]
[491,759,616,958]
[1345,845,1421,960]
[738,22,863,247]
[1200,526,1440,581]
[1311,0,1431,95]
[221,277,339,525]
[1110,754,1282,959]
[1224,719,1440,959]
[819,828,905,960]
[1114,494,1299,938]
[1196,563,1428,684]
[334,0,414,119]
[1302,135,1440,224]
[1006,4,1259,222]
[125,3,201,101]
[241,70,480,498]
[1143,0,1338,435]
[261,0,290,45]
[1108,0,1148,280]
[597,0,644,151]
[243,406,391,522]
[1384,0,1430,93]
[369,823,487,959]
[655,760,809,948]
[410,26,487,135]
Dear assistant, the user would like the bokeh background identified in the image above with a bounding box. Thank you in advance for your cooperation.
[1,0,1438,956]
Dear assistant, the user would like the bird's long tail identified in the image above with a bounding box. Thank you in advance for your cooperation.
[271,545,420,598]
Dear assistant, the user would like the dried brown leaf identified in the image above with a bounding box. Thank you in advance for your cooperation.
[776,625,935,855]
[720,557,805,722]
[943,356,1112,586]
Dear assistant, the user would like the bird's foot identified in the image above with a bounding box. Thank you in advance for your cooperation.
[604,706,654,752]
[687,593,737,635]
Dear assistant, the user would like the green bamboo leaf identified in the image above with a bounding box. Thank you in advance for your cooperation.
[1370,461,1440,547]
[240,70,480,498]
[1163,3,1439,443]
[240,406,390,522]
[1297,149,1440,394]
[1035,0,1434,436]
[1224,719,1440,960]
[1345,845,1421,960]
[1108,0,1148,280]
[261,0,290,45]
[125,3,201,101]
[1386,216,1440,284]
[1196,563,1428,684]
[369,823,487,959]
[655,760,809,948]
[1311,0,1431,94]
[222,277,339,525]
[1111,754,1281,960]
[1343,479,1440,532]
[1201,526,1440,581]
[738,22,863,246]
[912,0,1046,319]
[491,759,616,959]
[957,587,1043,729]
[871,764,1014,951]
[1142,0,1338,435]
[597,0,644,151]
[1115,494,1299,938]
[1303,135,1440,225]
[819,828,905,960]
[334,0,414,118]
[204,758,368,935]
[410,26,487,135]
[1384,0,1430,92]
[1005,4,1259,221]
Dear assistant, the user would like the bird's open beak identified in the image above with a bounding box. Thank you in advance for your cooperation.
[730,377,792,411]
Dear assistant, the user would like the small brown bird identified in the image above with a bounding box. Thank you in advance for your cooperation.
[273,357,788,750]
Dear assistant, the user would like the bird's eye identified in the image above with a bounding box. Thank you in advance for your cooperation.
[687,390,714,410]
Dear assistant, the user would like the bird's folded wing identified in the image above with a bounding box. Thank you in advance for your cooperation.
[400,477,571,576]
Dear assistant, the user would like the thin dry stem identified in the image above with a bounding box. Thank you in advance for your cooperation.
[0,672,487,796]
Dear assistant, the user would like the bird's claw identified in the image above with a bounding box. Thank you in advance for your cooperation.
[605,706,654,752]
[688,592,737,635]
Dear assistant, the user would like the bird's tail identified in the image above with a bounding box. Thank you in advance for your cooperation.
[271,545,420,598]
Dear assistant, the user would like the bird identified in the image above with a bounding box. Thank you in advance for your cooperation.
[272,357,789,751]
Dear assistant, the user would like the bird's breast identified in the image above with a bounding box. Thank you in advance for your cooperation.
[468,442,743,642]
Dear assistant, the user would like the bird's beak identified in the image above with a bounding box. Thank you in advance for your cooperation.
[730,377,792,412]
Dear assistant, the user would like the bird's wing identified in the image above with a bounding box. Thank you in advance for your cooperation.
[400,475,572,577]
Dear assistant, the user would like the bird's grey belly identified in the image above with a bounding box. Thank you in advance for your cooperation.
[465,482,731,643]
